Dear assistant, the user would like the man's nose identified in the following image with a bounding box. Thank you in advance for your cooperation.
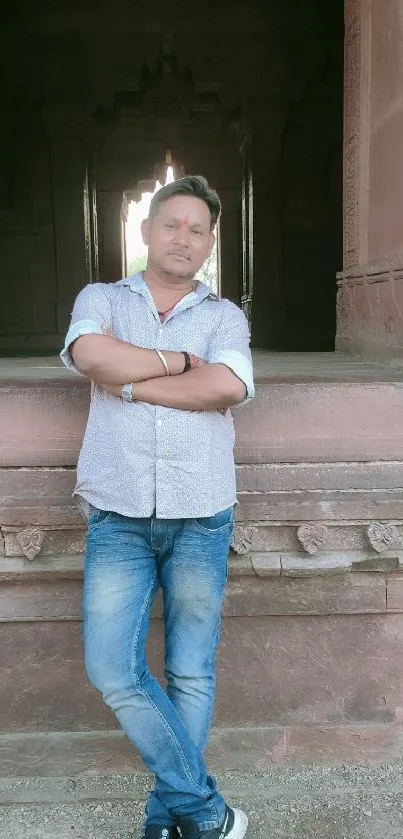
[174,224,190,244]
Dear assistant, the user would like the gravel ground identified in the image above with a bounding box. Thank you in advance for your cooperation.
[2,765,403,838]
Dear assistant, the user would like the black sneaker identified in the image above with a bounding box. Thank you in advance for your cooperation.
[144,827,179,839]
[177,805,248,839]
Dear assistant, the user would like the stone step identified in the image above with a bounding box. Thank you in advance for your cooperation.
[2,372,403,466]
[2,460,403,502]
[1,726,403,780]
[1,466,403,525]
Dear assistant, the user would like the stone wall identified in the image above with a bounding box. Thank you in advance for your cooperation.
[1,367,403,764]
[337,0,403,364]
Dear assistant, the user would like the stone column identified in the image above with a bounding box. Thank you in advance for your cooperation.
[337,0,403,364]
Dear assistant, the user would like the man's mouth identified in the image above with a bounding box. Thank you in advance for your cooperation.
[168,252,190,260]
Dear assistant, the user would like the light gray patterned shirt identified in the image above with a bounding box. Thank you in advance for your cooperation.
[60,273,254,519]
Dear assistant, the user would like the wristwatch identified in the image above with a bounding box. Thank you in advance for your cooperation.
[121,383,135,402]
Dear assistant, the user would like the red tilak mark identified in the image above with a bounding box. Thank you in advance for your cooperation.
[182,218,189,226]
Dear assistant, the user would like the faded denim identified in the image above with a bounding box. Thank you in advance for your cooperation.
[83,504,234,831]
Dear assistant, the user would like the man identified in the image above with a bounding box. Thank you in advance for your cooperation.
[61,175,254,839]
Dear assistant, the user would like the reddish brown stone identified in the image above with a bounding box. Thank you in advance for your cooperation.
[250,553,281,576]
[286,723,403,765]
[235,383,403,464]
[4,528,85,558]
[224,574,386,617]
[236,462,403,493]
[236,490,403,522]
[387,576,403,611]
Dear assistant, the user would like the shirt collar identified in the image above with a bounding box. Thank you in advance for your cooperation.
[116,272,219,305]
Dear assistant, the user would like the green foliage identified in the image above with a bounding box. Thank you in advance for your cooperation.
[127,255,147,277]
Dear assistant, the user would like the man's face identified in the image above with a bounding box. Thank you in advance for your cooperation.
[141,195,215,280]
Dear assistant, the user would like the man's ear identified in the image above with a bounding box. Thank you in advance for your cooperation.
[141,218,152,245]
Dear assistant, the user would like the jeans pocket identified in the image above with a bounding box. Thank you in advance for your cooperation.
[87,506,114,529]
[192,505,235,534]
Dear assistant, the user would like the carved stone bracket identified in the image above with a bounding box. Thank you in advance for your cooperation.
[297,524,329,555]
[231,525,254,556]
[366,523,399,554]
[16,527,44,561]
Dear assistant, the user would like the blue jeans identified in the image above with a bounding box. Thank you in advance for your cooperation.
[83,505,235,832]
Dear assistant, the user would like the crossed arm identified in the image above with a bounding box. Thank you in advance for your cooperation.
[71,333,247,410]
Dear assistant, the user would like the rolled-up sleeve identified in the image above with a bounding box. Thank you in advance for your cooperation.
[60,284,112,374]
[207,300,255,405]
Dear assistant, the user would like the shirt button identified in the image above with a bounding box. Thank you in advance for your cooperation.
[157,419,163,428]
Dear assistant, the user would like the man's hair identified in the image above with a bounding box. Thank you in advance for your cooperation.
[148,175,221,230]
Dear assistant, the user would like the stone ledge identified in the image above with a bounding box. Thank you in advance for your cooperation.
[1,723,403,780]
[281,554,352,576]
[0,573,388,619]
[3,521,403,559]
[0,550,401,586]
[0,551,401,584]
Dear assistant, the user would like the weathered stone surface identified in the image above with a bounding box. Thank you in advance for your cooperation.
[0,468,76,501]
[228,555,254,577]
[216,614,403,726]
[281,553,352,576]
[2,612,403,733]
[0,554,83,581]
[3,378,403,469]
[0,580,83,621]
[352,554,400,572]
[0,573,387,622]
[387,577,403,611]
[250,553,281,576]
[0,504,82,528]
[286,722,403,765]
[0,381,89,468]
[234,382,403,463]
[225,575,386,616]
[0,728,288,778]
[236,461,403,492]
[4,528,85,558]
[236,490,403,522]
[239,523,403,553]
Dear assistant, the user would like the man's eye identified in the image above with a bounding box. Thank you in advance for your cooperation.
[165,223,175,230]
[192,230,203,236]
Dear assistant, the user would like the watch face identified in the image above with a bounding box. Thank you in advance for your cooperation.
[122,384,133,401]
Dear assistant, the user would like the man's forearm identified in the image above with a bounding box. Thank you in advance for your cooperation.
[133,364,246,410]
[71,334,186,385]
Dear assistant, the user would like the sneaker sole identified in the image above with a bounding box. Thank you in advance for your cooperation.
[226,808,248,839]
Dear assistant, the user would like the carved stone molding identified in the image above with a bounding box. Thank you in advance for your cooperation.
[366,523,399,554]
[297,524,329,555]
[16,527,44,561]
[231,525,254,556]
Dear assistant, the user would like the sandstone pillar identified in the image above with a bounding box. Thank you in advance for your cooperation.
[337,0,403,364]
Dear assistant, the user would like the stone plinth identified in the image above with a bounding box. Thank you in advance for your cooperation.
[1,353,403,769]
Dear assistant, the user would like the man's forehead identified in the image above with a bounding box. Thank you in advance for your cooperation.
[160,195,210,224]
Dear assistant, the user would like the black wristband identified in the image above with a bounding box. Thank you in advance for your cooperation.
[182,351,191,373]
